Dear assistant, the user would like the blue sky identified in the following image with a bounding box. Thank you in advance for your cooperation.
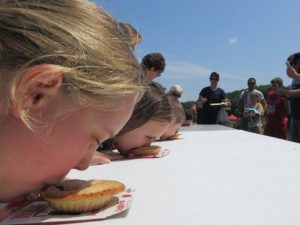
[96,0,300,101]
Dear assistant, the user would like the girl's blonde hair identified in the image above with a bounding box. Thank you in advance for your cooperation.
[0,0,143,125]
[118,22,142,50]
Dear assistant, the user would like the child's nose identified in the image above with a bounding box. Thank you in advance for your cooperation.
[74,143,97,170]
[74,159,90,171]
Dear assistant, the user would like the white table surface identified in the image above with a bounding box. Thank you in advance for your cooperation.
[65,124,300,225]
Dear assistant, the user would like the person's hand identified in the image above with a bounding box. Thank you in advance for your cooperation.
[200,96,208,103]
[276,88,288,96]
[90,151,111,165]
[195,99,203,109]
[286,66,300,79]
[223,99,231,107]
[10,191,42,202]
[102,150,125,161]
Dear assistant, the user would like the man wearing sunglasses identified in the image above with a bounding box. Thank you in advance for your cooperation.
[239,78,266,130]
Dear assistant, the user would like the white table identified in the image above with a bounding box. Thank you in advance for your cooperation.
[67,124,300,225]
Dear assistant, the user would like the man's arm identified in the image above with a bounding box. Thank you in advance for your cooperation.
[277,88,300,98]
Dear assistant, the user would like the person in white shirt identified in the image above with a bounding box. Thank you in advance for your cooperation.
[239,77,266,130]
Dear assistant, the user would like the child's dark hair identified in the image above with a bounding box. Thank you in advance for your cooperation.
[210,72,220,80]
[185,109,194,121]
[117,81,172,136]
[287,52,300,65]
[141,53,166,72]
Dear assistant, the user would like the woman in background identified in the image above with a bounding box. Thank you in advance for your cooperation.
[264,77,288,139]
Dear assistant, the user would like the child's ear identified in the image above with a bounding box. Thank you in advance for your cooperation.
[12,65,63,118]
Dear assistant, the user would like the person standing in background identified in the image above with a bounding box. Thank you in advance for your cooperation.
[264,77,288,139]
[196,72,230,124]
[277,52,300,143]
[239,77,266,130]
[141,52,166,81]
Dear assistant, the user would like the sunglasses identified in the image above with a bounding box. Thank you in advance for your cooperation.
[271,81,281,86]
[248,83,255,85]
[210,78,219,81]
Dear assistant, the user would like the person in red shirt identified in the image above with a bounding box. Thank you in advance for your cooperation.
[264,77,289,139]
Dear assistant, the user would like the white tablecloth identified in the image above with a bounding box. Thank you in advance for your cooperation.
[67,125,300,225]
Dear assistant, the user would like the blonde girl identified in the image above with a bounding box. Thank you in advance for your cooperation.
[0,0,142,202]
[243,92,264,134]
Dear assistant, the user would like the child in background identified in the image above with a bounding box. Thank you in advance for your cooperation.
[167,84,183,100]
[92,81,172,162]
[160,96,185,140]
[191,103,198,123]
[112,82,173,155]
[0,0,142,202]
[264,77,288,139]
[141,53,166,81]
[243,92,264,134]
[183,109,194,126]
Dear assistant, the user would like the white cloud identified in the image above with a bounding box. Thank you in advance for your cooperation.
[164,60,244,81]
[165,61,211,80]
[228,37,238,45]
